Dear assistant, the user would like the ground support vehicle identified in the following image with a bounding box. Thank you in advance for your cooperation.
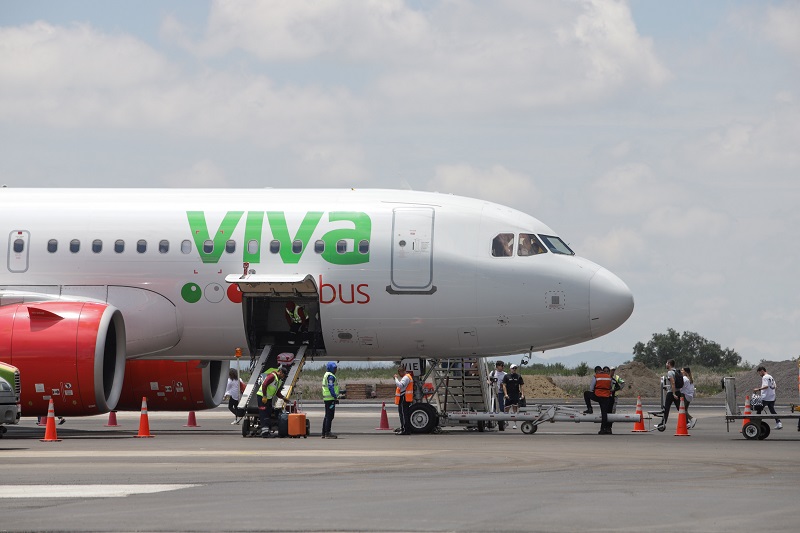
[722,376,800,440]
[0,361,21,437]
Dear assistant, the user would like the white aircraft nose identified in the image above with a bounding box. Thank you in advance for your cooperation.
[589,267,634,339]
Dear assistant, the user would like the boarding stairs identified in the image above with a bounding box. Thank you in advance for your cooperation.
[428,358,492,415]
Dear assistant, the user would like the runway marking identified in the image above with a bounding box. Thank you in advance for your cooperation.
[0,484,199,498]
[2,449,439,459]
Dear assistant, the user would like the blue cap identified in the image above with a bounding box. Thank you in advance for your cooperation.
[326,361,337,372]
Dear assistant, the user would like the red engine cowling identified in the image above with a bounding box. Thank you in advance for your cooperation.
[115,359,229,411]
[0,301,127,417]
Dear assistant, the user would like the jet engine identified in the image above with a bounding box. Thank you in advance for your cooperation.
[115,359,229,411]
[0,301,127,417]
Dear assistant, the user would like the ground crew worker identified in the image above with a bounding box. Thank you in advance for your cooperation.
[257,365,289,438]
[606,367,624,433]
[583,366,613,434]
[285,301,308,343]
[394,366,414,435]
[321,361,340,439]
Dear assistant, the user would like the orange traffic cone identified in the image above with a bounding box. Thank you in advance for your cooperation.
[632,396,647,432]
[184,411,200,427]
[40,399,61,442]
[741,395,751,431]
[134,397,154,438]
[375,402,392,430]
[674,396,690,436]
[105,411,119,427]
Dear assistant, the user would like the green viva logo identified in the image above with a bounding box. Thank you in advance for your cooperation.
[186,211,371,265]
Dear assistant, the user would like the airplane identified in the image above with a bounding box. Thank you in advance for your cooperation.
[0,188,633,422]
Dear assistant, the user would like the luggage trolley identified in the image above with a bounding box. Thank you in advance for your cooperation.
[722,376,800,440]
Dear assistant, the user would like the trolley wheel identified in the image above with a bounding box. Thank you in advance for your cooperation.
[408,403,438,434]
[477,420,485,432]
[758,422,770,440]
[657,423,666,432]
[520,421,537,435]
[742,421,761,440]
[241,417,251,438]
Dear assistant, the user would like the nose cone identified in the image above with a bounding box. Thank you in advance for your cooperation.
[589,267,634,339]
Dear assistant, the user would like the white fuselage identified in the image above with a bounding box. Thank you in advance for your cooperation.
[1,188,634,361]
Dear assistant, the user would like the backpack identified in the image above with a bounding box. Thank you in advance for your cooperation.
[672,369,684,390]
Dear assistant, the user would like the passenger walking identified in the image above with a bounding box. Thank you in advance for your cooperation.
[394,366,414,435]
[488,361,507,430]
[656,359,682,431]
[753,365,781,429]
[502,364,525,429]
[321,361,340,439]
[681,367,696,428]
[224,368,243,424]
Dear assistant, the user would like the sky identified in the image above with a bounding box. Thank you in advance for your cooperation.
[1,1,799,364]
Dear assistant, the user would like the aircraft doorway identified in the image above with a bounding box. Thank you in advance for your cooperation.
[387,207,436,294]
[7,230,30,273]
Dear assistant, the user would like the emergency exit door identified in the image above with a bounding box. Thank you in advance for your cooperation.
[387,207,436,294]
[7,230,29,273]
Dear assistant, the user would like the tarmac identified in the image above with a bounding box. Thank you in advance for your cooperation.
[1,400,799,533]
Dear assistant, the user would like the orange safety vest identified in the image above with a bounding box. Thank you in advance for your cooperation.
[395,374,414,405]
[594,373,612,398]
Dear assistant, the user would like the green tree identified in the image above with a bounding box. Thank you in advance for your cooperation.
[632,328,741,370]
[575,362,589,376]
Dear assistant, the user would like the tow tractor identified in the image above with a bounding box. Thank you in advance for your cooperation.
[0,361,21,437]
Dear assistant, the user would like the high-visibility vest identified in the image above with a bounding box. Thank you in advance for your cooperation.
[594,373,612,398]
[322,372,339,401]
[286,304,303,324]
[395,374,414,404]
[257,371,282,400]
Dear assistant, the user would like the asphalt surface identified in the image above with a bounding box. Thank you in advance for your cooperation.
[2,401,799,533]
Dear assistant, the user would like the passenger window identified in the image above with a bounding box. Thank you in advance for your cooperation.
[336,240,347,254]
[539,235,574,255]
[270,240,280,253]
[47,239,58,253]
[159,240,169,254]
[518,233,546,256]
[137,240,147,254]
[292,240,303,254]
[358,240,369,254]
[314,240,325,253]
[115,240,125,253]
[225,240,235,254]
[13,239,24,253]
[203,240,213,254]
[247,240,258,255]
[70,239,80,253]
[92,239,102,253]
[181,240,192,254]
[491,233,513,257]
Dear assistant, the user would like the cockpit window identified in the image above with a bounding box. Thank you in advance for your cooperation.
[518,233,546,256]
[539,235,574,255]
[491,233,514,257]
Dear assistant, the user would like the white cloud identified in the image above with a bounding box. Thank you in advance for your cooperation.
[288,142,368,185]
[589,163,677,216]
[579,227,645,268]
[161,160,230,187]
[426,164,537,206]
[762,4,800,60]
[643,206,728,238]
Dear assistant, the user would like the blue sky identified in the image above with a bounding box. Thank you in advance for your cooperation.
[2,1,799,364]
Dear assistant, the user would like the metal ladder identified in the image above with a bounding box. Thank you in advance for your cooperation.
[237,345,307,412]
[429,357,492,413]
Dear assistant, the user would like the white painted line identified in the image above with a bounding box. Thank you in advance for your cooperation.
[0,484,199,498]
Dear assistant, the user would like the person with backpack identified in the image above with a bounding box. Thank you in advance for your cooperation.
[656,359,683,431]
[753,365,782,430]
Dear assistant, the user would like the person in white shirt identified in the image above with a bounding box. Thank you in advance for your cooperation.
[224,368,243,424]
[680,367,696,429]
[753,365,781,429]
[488,361,507,431]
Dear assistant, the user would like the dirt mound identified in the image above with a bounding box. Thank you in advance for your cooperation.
[722,360,799,403]
[526,375,568,398]
[615,361,661,398]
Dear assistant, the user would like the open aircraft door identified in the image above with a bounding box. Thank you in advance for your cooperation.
[224,273,323,357]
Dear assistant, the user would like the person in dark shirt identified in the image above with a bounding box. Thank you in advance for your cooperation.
[502,364,525,429]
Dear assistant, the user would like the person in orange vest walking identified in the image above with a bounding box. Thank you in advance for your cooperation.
[394,366,414,435]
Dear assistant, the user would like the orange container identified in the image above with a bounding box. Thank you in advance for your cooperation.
[288,413,306,437]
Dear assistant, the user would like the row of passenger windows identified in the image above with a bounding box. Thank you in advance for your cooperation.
[491,233,574,257]
[30,238,370,255]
